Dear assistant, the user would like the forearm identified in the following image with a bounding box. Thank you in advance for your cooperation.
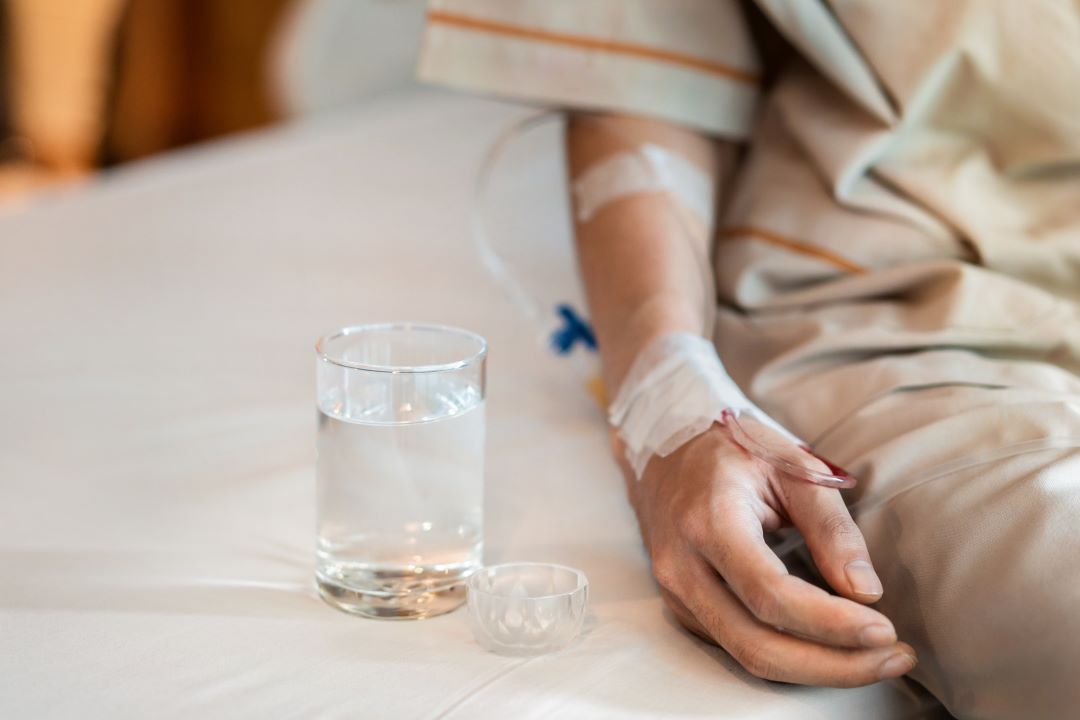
[565,113,733,395]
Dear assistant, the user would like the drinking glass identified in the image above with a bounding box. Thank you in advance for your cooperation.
[315,323,486,619]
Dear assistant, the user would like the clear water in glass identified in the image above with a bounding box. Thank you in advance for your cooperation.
[316,364,484,619]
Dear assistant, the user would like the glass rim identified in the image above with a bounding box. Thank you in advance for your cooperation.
[315,322,487,374]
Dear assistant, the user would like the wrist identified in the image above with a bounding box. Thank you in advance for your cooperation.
[603,294,703,395]
[609,332,801,479]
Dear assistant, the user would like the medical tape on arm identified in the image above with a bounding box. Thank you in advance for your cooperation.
[608,332,802,479]
[571,143,715,229]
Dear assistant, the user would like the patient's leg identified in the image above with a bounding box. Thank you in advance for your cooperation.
[840,388,1080,720]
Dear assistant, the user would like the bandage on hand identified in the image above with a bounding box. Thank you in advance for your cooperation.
[608,332,854,488]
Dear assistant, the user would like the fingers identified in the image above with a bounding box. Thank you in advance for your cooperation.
[637,421,912,685]
[732,416,887,604]
[694,496,896,649]
[781,479,885,604]
[678,558,917,687]
[659,587,712,643]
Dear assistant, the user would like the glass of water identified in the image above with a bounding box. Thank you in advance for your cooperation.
[315,323,486,619]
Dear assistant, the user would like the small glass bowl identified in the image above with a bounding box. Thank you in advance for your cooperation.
[466,562,589,656]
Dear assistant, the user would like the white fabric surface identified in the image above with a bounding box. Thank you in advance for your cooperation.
[0,89,929,718]
[270,0,428,117]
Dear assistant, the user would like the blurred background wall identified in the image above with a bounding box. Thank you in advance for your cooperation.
[0,0,427,205]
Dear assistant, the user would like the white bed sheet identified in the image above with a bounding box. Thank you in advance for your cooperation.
[0,89,930,718]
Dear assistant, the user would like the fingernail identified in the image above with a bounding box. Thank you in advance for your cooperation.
[845,560,883,598]
[878,652,917,679]
[859,623,896,648]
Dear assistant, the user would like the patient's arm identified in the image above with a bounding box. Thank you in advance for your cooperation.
[566,113,718,390]
[566,113,917,687]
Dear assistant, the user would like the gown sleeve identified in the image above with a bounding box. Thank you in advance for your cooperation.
[418,0,761,139]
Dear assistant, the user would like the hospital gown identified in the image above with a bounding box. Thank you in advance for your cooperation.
[418,2,1080,718]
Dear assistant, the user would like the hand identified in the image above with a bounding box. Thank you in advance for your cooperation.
[618,419,918,687]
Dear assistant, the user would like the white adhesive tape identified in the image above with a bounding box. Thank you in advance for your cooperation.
[572,143,715,229]
[609,332,802,479]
